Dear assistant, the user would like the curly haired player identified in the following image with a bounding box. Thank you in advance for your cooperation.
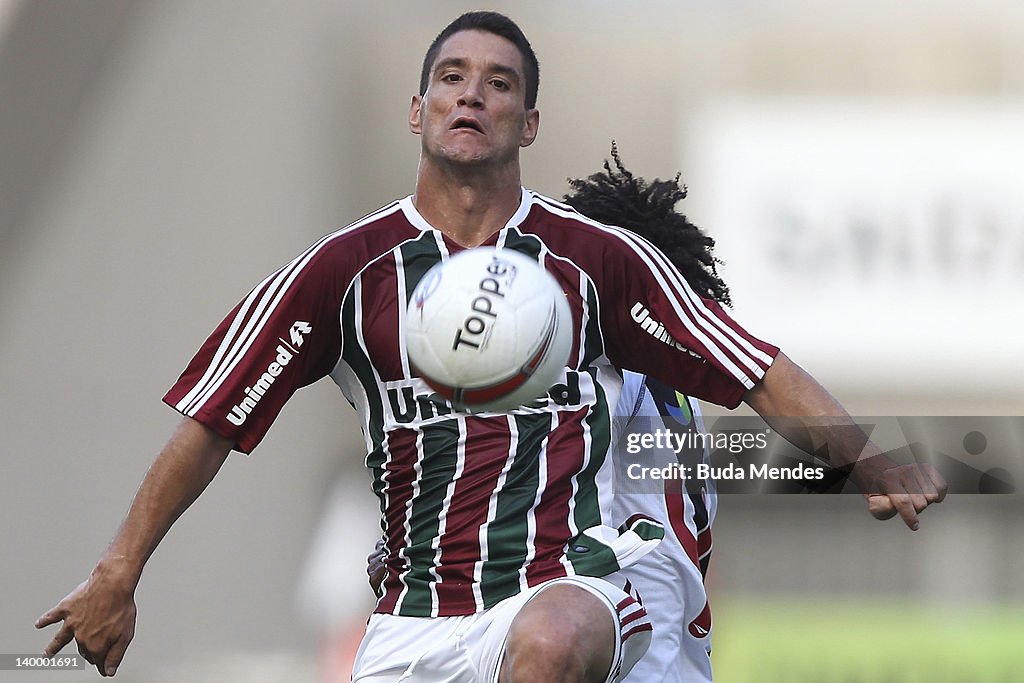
[564,146,726,682]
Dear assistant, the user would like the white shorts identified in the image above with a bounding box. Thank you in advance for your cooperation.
[351,574,652,683]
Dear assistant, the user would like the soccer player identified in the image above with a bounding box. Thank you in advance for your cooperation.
[37,11,945,681]
[562,151,727,682]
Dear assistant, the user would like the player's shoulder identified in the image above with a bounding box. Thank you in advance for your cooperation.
[518,189,648,264]
[302,197,422,263]
[522,190,633,239]
[319,198,410,246]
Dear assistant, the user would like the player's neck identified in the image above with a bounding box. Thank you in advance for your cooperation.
[412,160,524,248]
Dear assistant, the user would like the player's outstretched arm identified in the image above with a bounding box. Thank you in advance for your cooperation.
[35,417,233,677]
[744,352,947,530]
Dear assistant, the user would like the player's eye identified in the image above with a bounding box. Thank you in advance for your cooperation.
[490,79,510,90]
[441,72,463,83]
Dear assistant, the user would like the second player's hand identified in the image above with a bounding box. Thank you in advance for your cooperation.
[35,563,138,677]
[862,463,947,530]
[367,538,386,594]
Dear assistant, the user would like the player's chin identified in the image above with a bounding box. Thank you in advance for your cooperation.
[444,150,492,167]
[436,139,513,167]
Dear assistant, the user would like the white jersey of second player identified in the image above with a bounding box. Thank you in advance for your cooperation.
[616,370,716,683]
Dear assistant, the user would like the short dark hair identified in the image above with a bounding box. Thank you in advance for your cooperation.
[565,144,732,306]
[419,11,540,109]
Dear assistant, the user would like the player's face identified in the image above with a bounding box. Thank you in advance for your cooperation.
[409,30,539,168]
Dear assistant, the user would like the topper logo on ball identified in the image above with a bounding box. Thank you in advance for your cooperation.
[452,256,519,351]
[404,247,572,412]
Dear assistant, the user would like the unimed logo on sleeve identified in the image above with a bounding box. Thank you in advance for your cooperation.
[226,321,312,426]
[630,303,702,360]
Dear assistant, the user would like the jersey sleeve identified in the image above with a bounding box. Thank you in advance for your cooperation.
[599,230,779,408]
[163,243,346,453]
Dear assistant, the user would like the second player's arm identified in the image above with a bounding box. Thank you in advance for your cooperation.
[744,352,946,529]
[36,416,233,676]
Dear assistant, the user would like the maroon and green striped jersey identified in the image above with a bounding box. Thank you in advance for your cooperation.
[164,189,779,617]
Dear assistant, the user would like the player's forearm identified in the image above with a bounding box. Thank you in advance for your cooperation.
[744,352,891,490]
[96,417,232,586]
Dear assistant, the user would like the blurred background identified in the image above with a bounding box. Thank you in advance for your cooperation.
[2,0,1023,681]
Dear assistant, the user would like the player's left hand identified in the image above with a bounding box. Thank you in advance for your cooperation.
[863,463,947,530]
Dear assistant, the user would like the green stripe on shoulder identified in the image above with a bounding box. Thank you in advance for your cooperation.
[500,229,544,261]
[398,232,444,304]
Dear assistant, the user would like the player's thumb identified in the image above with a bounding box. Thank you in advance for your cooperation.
[103,633,133,677]
[866,494,898,520]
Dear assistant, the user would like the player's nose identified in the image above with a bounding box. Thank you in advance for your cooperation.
[457,76,485,108]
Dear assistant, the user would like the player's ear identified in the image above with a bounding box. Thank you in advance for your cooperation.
[409,95,423,135]
[519,108,539,148]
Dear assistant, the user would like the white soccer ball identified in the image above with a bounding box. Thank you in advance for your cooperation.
[405,247,573,412]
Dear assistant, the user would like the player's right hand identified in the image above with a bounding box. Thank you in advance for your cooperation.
[863,463,947,531]
[35,566,138,677]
